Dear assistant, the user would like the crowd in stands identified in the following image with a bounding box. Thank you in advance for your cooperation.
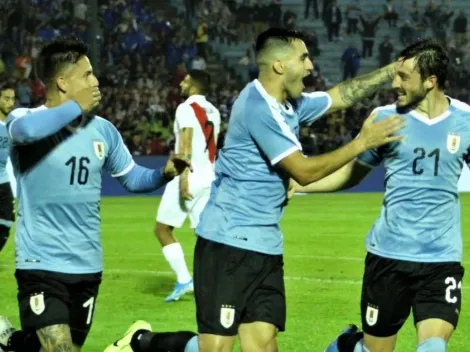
[1,0,469,157]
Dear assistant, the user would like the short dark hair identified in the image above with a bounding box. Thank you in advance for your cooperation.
[398,39,449,88]
[0,84,15,95]
[36,35,89,87]
[188,70,211,94]
[255,28,307,64]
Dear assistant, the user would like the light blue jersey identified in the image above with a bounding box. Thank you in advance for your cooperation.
[197,80,332,255]
[0,121,10,184]
[358,97,470,263]
[8,106,134,274]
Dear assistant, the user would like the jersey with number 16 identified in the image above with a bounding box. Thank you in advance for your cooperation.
[174,95,221,185]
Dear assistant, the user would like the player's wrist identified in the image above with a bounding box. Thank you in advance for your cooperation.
[351,138,367,155]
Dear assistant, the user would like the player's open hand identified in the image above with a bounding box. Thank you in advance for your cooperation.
[73,86,102,114]
[163,153,191,180]
[358,112,405,150]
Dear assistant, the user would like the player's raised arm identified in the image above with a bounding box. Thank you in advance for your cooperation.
[275,111,402,186]
[325,62,395,114]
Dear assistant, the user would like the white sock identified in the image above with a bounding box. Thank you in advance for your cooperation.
[162,242,192,284]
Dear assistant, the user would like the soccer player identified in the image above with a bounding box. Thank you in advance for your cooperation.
[155,70,221,302]
[0,84,16,252]
[192,27,404,352]
[0,36,190,352]
[294,40,465,352]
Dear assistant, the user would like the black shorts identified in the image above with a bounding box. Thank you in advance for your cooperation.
[361,252,464,337]
[193,236,286,336]
[0,182,14,224]
[15,269,102,346]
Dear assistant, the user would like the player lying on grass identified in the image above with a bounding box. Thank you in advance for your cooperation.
[292,39,466,352]
[0,35,191,352]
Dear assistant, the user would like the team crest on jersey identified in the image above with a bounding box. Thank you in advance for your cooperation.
[366,304,379,326]
[447,133,461,154]
[93,141,105,160]
[30,292,45,315]
[220,305,235,329]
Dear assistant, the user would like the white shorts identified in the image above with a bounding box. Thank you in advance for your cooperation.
[156,174,211,229]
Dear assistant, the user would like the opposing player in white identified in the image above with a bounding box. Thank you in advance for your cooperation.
[155,70,221,302]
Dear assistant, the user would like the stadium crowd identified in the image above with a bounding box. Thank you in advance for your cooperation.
[1,0,469,156]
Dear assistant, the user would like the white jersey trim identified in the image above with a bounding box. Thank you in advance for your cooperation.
[271,146,300,165]
[112,160,135,178]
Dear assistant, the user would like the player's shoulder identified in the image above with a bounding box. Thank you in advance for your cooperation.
[235,80,275,117]
[449,96,470,116]
[90,115,120,138]
[370,103,398,120]
[8,106,47,121]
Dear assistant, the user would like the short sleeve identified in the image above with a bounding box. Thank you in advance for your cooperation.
[297,92,332,125]
[175,104,198,130]
[357,147,383,168]
[102,119,135,177]
[246,105,302,165]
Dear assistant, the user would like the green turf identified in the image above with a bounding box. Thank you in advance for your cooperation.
[0,194,469,351]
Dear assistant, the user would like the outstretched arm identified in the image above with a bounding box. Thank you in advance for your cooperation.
[293,160,372,193]
[326,63,394,113]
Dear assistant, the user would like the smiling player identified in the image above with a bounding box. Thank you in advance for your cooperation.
[294,39,468,352]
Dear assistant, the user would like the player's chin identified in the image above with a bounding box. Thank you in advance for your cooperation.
[396,95,408,107]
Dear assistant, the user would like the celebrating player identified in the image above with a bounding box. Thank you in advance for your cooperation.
[292,39,465,352]
[0,36,190,352]
[155,70,220,302]
[192,27,404,352]
[0,84,16,253]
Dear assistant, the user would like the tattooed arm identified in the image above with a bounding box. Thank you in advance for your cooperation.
[36,324,74,352]
[325,63,395,113]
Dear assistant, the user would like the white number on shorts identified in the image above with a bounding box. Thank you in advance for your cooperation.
[83,297,95,325]
[445,277,462,304]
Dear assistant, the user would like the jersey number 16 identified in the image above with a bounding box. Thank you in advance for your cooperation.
[65,156,90,185]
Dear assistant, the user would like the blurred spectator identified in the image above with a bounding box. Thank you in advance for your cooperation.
[400,20,416,47]
[409,0,420,24]
[346,0,361,35]
[196,18,208,60]
[360,14,381,58]
[324,0,342,42]
[378,36,394,68]
[267,0,282,28]
[191,55,207,71]
[453,10,467,45]
[283,9,297,31]
[341,43,361,80]
[305,30,321,57]
[238,0,253,42]
[383,0,398,28]
[252,0,267,36]
[304,0,319,20]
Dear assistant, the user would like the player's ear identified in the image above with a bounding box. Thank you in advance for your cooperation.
[273,60,284,75]
[424,75,437,90]
[56,76,67,93]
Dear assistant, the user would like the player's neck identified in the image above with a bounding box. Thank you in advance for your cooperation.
[44,91,68,109]
[414,91,449,119]
[257,75,287,104]
[0,111,6,122]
